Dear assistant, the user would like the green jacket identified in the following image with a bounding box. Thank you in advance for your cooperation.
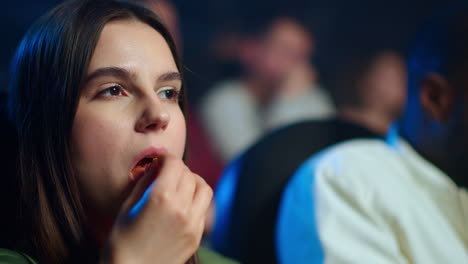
[0,248,238,264]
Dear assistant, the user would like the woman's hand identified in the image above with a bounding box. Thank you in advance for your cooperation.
[101,154,213,264]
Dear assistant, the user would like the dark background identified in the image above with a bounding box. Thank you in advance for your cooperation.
[1,0,466,105]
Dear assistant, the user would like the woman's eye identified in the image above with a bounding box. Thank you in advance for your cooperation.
[98,85,126,97]
[158,87,180,101]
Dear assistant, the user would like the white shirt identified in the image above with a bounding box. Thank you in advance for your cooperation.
[277,139,468,264]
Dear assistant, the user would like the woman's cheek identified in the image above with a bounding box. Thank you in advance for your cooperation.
[169,108,187,159]
[71,106,132,212]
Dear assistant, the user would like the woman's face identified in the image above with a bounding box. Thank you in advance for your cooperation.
[71,20,186,217]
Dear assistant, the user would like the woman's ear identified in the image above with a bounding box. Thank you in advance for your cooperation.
[419,73,456,123]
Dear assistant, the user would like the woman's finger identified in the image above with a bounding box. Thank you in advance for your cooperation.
[151,154,184,196]
[190,175,213,221]
[176,170,197,212]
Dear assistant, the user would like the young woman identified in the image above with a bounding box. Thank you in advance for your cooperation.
[0,0,235,263]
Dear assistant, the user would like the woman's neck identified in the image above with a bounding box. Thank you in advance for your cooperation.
[86,211,114,248]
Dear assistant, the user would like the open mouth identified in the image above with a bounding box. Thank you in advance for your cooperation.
[136,157,154,170]
[131,156,159,181]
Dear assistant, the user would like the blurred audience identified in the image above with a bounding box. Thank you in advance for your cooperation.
[277,6,468,264]
[211,49,406,263]
[199,16,335,162]
[334,51,406,135]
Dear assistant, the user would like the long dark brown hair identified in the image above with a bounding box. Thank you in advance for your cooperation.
[7,0,197,263]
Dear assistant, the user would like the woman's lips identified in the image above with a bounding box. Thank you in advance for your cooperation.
[129,147,167,181]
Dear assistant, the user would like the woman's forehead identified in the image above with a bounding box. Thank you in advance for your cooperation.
[87,19,178,76]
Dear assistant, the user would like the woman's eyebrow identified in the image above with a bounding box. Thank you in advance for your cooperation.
[84,68,181,86]
[84,67,137,84]
[157,71,181,82]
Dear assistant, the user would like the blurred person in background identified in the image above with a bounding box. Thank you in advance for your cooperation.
[211,49,406,264]
[332,50,407,135]
[277,6,468,264]
[199,16,335,162]
[334,50,407,135]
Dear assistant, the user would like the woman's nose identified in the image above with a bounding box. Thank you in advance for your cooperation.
[135,97,170,132]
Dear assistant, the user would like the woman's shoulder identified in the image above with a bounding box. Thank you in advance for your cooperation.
[198,247,239,264]
[0,247,237,264]
[0,249,37,264]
